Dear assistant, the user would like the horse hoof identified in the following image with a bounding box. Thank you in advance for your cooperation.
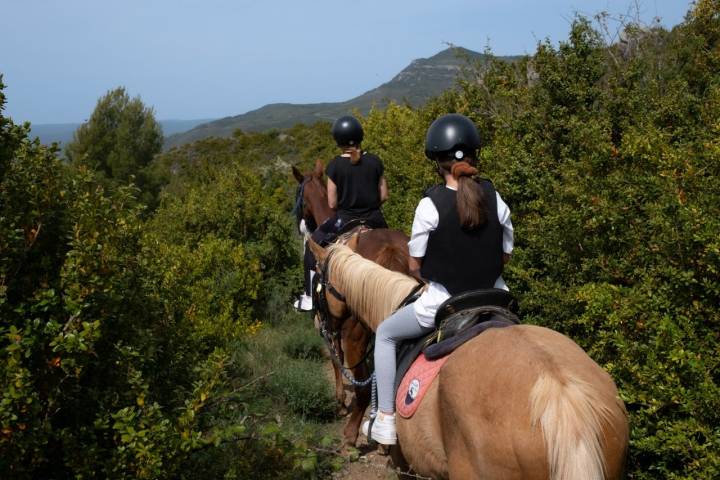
[340,441,358,456]
[377,444,391,456]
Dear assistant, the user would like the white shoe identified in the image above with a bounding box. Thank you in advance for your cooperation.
[361,412,397,445]
[293,294,313,312]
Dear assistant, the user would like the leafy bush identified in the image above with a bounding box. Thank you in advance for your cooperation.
[4,1,719,477]
[282,322,325,361]
[360,4,720,477]
[268,359,336,420]
[0,75,335,478]
[451,6,720,478]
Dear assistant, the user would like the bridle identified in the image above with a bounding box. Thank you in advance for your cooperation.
[312,248,375,386]
[318,248,346,303]
[312,248,348,351]
[292,177,315,232]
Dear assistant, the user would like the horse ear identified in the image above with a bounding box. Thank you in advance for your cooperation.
[307,236,327,263]
[292,166,304,184]
[313,159,324,178]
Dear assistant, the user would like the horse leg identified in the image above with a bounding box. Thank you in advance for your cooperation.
[331,335,347,415]
[331,363,347,416]
[340,317,371,447]
[390,445,414,479]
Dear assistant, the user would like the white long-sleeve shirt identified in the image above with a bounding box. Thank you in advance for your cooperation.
[408,185,514,327]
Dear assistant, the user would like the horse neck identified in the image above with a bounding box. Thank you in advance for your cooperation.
[329,246,419,332]
[355,232,411,276]
[311,199,333,226]
[307,185,333,226]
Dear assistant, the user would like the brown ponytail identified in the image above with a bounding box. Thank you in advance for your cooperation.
[440,160,487,229]
[344,147,362,165]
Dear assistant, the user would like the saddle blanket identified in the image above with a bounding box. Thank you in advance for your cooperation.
[396,353,449,418]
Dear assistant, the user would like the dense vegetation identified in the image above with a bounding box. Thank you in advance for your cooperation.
[0,81,340,477]
[2,1,719,478]
[364,5,720,477]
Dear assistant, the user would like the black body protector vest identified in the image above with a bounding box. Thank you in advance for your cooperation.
[420,180,504,295]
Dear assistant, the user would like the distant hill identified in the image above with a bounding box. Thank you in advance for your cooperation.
[30,119,215,147]
[165,47,520,150]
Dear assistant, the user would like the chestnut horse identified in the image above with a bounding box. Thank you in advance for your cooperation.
[308,241,629,480]
[292,160,410,445]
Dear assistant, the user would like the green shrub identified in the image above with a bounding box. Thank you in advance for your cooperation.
[0,76,330,478]
[361,5,720,477]
[268,359,336,420]
[282,322,325,361]
[4,1,719,477]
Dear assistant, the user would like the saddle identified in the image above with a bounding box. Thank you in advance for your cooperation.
[317,218,370,247]
[393,288,520,417]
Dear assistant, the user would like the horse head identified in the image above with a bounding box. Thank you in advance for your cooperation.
[292,159,333,232]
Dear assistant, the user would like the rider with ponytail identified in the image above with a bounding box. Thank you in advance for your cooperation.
[295,115,388,311]
[362,113,514,445]
[323,115,388,234]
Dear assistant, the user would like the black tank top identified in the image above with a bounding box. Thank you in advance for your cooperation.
[326,152,384,217]
[420,181,503,295]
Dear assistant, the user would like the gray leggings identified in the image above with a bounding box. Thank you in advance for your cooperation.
[375,304,434,412]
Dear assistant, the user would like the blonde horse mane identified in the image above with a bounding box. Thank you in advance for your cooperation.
[326,243,419,330]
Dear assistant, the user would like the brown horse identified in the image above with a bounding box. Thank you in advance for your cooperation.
[292,160,411,445]
[308,241,629,480]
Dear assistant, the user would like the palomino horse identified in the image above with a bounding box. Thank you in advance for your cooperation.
[292,160,410,445]
[308,241,629,480]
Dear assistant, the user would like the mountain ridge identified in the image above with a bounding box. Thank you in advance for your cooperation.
[164,47,520,149]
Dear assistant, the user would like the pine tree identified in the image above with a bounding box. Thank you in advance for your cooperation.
[65,87,163,201]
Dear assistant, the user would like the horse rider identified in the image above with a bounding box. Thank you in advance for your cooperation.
[361,113,514,444]
[294,115,389,311]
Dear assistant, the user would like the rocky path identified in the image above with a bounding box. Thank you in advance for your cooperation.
[321,354,397,480]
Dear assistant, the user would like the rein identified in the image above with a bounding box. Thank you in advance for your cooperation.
[320,249,346,302]
[292,178,309,231]
[313,246,424,386]
[313,247,374,386]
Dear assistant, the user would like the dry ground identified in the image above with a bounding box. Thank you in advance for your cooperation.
[323,355,398,480]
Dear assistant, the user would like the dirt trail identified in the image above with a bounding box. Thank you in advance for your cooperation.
[322,356,397,479]
[331,440,397,480]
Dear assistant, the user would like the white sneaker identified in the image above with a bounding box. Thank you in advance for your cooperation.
[361,412,397,445]
[293,294,313,312]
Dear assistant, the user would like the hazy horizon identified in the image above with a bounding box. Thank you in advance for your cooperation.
[2,0,692,125]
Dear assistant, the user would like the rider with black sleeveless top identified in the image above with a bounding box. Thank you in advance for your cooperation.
[326,151,386,227]
[320,115,388,238]
[294,116,388,311]
[361,113,514,445]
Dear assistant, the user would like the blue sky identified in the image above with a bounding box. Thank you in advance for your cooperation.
[1,0,692,124]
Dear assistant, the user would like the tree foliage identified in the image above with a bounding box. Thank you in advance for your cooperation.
[0,81,332,478]
[65,87,163,205]
[2,1,719,478]
[362,4,720,477]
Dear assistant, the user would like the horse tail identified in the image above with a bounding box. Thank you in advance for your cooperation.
[373,244,409,274]
[529,372,615,480]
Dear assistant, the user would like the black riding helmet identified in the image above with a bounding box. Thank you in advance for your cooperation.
[331,116,364,147]
[424,113,481,160]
